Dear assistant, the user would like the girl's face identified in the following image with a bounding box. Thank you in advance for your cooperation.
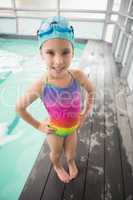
[41,39,73,78]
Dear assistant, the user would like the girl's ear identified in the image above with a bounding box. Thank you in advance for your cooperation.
[40,49,42,56]
[40,48,45,60]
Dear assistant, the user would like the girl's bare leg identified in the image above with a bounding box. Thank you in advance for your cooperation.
[47,134,70,183]
[64,131,78,180]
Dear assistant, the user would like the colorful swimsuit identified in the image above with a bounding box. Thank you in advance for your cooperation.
[41,71,81,137]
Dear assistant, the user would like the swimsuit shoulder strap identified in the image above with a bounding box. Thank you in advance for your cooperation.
[68,69,81,86]
[67,70,75,80]
[40,71,48,95]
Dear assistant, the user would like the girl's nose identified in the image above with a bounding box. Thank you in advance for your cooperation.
[54,54,64,65]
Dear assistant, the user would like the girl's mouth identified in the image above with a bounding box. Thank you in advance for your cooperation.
[52,67,65,73]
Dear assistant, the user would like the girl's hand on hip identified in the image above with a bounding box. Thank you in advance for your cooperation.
[38,119,56,135]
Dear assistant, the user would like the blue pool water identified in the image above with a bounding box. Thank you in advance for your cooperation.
[0,38,85,200]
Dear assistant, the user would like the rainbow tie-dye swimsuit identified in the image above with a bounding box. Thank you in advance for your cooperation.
[41,71,81,137]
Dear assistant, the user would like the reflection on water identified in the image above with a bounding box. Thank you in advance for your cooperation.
[0,71,12,84]
[0,130,23,147]
[0,50,23,73]
[0,115,21,147]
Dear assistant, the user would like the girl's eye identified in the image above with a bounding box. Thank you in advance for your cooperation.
[46,51,54,55]
[63,51,69,55]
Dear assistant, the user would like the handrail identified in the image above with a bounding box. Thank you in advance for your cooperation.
[0,15,116,24]
[115,23,133,39]
[118,12,133,20]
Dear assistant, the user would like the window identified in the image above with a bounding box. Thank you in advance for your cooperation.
[105,24,115,43]
[71,21,104,40]
[112,0,121,11]
[0,18,16,34]
[61,12,105,20]
[0,0,12,7]
[15,0,57,9]
[61,0,107,10]
[111,14,118,21]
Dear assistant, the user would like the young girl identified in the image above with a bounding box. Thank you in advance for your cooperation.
[16,16,95,183]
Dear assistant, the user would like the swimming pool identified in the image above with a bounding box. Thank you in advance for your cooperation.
[0,38,85,200]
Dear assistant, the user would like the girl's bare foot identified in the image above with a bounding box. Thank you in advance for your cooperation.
[54,165,70,183]
[68,161,78,180]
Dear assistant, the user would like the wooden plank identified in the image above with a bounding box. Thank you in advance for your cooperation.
[62,120,92,200]
[126,92,133,136]
[108,44,133,200]
[104,43,124,199]
[84,41,105,200]
[19,141,52,200]
[41,165,65,200]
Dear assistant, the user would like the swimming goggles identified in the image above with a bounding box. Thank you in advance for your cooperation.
[37,21,74,38]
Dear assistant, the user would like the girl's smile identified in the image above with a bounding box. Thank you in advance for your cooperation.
[51,66,66,74]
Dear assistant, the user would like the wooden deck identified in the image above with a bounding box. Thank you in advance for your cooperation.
[19,41,133,200]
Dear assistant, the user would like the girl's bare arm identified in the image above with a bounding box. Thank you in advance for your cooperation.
[16,75,56,134]
[15,77,45,129]
[72,69,95,116]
